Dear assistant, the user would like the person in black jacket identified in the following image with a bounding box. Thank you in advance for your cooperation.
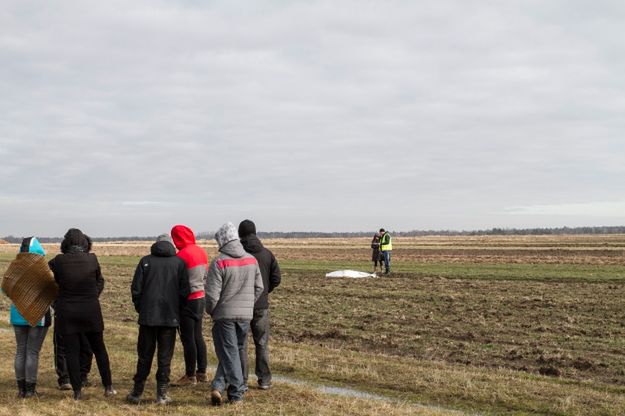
[127,234,190,405]
[48,228,116,400]
[238,219,281,389]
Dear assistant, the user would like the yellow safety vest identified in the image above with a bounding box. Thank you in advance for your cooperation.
[380,232,392,251]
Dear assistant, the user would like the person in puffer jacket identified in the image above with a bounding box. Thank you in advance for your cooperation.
[170,225,209,386]
[127,234,190,405]
[6,237,52,399]
[206,222,263,406]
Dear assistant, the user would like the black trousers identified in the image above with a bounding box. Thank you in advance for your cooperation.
[179,298,207,376]
[64,331,112,391]
[53,318,93,385]
[133,325,177,384]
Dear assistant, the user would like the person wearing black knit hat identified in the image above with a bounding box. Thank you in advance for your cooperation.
[237,219,281,390]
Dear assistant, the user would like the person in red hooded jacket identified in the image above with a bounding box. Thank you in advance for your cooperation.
[170,225,209,386]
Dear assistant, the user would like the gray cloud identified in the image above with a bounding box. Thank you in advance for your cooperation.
[1,0,624,236]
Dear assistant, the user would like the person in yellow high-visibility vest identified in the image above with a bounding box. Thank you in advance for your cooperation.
[378,228,392,275]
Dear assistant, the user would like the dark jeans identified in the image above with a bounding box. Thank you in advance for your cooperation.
[179,298,208,376]
[14,325,48,383]
[54,318,92,386]
[241,308,271,386]
[64,331,112,391]
[382,250,391,272]
[133,325,176,383]
[211,320,250,402]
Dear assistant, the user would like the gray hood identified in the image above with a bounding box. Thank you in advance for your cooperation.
[219,240,247,258]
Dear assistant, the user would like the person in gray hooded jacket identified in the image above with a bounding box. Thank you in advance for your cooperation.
[205,222,263,405]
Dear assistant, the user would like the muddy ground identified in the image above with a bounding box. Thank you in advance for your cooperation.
[273,271,625,385]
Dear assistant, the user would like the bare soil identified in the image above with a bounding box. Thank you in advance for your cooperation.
[272,271,625,385]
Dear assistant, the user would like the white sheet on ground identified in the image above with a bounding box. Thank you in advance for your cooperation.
[325,270,376,278]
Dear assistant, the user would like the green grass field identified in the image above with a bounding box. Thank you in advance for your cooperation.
[0,236,624,415]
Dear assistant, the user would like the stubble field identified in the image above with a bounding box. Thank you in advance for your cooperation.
[0,235,624,415]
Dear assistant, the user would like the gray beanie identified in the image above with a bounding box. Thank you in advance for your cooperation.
[215,222,239,248]
[156,233,174,246]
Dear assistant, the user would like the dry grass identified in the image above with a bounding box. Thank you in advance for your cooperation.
[0,322,456,416]
[1,235,625,415]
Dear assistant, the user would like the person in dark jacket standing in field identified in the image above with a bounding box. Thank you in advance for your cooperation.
[206,222,263,406]
[48,228,116,400]
[127,234,190,405]
[170,225,209,386]
[237,219,281,390]
[370,231,384,273]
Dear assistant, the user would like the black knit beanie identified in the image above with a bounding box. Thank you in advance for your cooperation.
[61,228,92,253]
[238,219,256,238]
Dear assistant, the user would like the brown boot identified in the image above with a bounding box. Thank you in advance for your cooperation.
[210,389,223,406]
[171,374,197,386]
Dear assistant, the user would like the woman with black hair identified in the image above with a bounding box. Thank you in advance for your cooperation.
[48,228,116,400]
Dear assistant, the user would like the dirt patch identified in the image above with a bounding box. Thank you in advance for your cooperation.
[270,247,625,265]
[272,272,625,385]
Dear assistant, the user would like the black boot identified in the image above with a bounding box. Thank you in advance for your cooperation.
[126,380,145,404]
[17,379,26,399]
[156,382,171,405]
[73,389,82,400]
[24,382,40,398]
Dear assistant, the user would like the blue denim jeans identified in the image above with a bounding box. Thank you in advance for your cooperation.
[382,250,391,272]
[241,308,271,387]
[14,325,49,383]
[211,320,250,402]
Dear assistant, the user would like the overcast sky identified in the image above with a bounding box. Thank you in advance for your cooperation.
[1,0,624,236]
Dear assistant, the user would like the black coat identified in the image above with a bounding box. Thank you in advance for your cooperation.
[49,252,105,335]
[131,240,190,327]
[240,235,281,310]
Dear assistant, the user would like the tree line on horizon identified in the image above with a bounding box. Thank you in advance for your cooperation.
[2,226,625,243]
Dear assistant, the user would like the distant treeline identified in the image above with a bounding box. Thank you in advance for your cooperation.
[200,226,625,238]
[3,226,624,243]
[0,236,160,244]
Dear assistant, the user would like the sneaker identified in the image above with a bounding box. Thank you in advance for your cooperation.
[104,386,117,397]
[156,383,171,405]
[229,399,243,406]
[195,372,208,383]
[59,383,72,391]
[210,389,223,406]
[126,381,144,404]
[258,383,272,390]
[171,375,197,386]
[156,394,172,405]
[126,392,141,405]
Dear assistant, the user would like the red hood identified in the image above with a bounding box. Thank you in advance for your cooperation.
[171,225,196,249]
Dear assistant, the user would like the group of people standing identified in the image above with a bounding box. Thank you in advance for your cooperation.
[371,228,392,275]
[9,230,115,401]
[4,219,281,407]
